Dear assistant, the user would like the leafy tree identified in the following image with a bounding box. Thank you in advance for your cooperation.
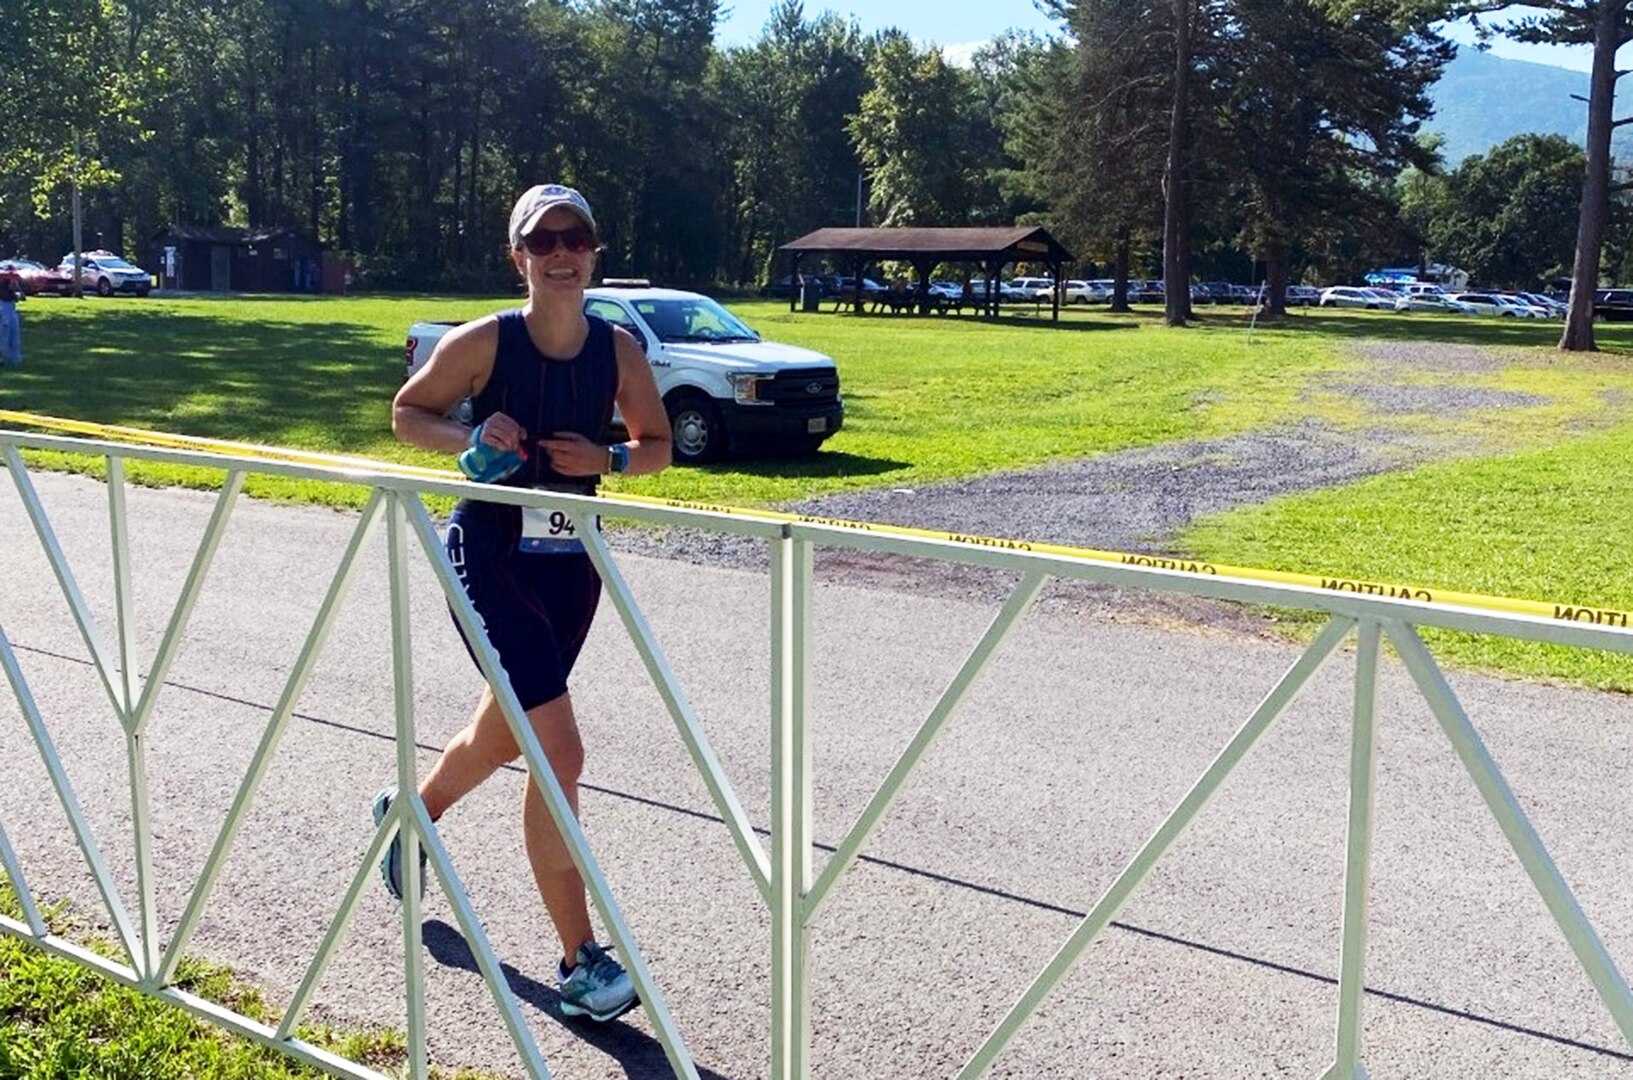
[1018,0,1169,310]
[848,35,993,226]
[1162,0,1200,324]
[0,0,149,256]
[1466,1,1633,348]
[584,0,726,283]
[711,3,869,283]
[1412,134,1585,287]
[1214,0,1451,315]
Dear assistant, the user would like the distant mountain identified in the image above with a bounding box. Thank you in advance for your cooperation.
[1427,48,1627,164]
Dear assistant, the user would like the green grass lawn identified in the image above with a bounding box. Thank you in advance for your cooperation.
[0,294,1366,509]
[1180,424,1633,691]
[0,881,498,1079]
[7,293,1633,690]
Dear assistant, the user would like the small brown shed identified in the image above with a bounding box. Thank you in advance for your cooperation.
[148,226,324,293]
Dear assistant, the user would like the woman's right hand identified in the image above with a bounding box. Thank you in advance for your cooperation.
[475,412,528,451]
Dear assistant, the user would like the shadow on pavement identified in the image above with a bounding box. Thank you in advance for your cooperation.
[422,918,735,1079]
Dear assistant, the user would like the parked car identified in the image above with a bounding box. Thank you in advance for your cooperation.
[1285,285,1321,307]
[1594,288,1633,321]
[1133,280,1166,303]
[0,258,74,296]
[58,251,152,296]
[966,278,1025,302]
[1319,286,1390,310]
[1007,276,1055,301]
[1394,293,1476,314]
[1446,292,1549,319]
[922,280,988,309]
[1038,279,1103,304]
[405,285,843,465]
[829,275,886,299]
[1512,291,1567,317]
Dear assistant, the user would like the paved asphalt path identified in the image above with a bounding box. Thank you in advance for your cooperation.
[3,472,1632,1079]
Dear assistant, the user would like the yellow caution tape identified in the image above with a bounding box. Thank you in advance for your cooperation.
[2,409,1629,630]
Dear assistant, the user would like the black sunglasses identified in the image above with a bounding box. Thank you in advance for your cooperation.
[519,224,597,256]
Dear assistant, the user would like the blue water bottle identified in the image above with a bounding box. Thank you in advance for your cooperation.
[458,421,527,483]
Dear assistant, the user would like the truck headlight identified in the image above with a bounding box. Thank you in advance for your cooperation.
[729,372,775,406]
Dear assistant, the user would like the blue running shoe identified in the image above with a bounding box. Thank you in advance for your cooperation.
[558,941,637,1022]
[372,787,426,901]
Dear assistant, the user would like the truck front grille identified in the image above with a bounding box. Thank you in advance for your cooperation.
[763,368,839,405]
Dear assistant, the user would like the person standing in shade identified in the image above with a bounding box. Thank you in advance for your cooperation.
[0,272,23,367]
[385,184,672,1022]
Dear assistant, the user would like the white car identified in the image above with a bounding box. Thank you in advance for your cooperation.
[59,251,152,297]
[1007,276,1055,301]
[1394,294,1476,314]
[1446,292,1549,319]
[967,278,1026,302]
[1038,279,1106,304]
[1319,286,1392,310]
[406,285,843,464]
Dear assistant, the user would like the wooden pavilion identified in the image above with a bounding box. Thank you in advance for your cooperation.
[778,226,1074,320]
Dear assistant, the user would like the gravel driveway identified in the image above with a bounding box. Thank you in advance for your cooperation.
[614,340,1608,629]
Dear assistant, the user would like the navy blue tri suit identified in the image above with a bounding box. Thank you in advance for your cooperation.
[446,309,620,710]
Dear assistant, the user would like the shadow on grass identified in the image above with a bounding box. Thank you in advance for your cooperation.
[792,307,1143,332]
[0,305,401,447]
[422,919,732,1080]
[696,446,909,479]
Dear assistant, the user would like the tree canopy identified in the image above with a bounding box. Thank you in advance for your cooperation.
[0,0,1625,320]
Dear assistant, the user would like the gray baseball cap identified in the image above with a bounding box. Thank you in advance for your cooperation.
[508,184,597,247]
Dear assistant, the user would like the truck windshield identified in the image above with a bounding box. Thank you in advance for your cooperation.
[632,297,759,344]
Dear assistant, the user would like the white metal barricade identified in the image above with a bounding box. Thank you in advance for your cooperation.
[1,427,1632,1080]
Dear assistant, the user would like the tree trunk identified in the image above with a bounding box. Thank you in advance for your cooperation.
[1111,232,1131,312]
[308,42,322,241]
[1562,1,1627,350]
[1263,247,1288,319]
[1163,0,1193,327]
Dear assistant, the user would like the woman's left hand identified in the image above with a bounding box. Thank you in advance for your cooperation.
[537,431,610,476]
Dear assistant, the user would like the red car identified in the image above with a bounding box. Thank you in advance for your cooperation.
[0,258,74,296]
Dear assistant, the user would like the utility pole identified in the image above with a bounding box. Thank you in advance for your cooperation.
[71,129,84,298]
[855,172,863,227]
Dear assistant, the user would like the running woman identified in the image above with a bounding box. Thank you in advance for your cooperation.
[386,183,672,1021]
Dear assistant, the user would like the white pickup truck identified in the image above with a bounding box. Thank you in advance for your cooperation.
[404,284,844,464]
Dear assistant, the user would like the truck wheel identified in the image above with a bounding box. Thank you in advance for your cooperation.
[96,277,113,297]
[666,393,725,464]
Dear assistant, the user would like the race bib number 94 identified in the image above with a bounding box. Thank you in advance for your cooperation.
[519,507,590,554]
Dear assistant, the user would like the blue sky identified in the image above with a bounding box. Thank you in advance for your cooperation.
[714,1,1059,58]
[714,1,1605,73]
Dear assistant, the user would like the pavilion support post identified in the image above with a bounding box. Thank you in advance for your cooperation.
[851,255,863,313]
[915,261,932,315]
[1052,259,1062,322]
[790,254,801,313]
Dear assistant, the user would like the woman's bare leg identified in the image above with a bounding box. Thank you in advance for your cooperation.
[416,688,592,962]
